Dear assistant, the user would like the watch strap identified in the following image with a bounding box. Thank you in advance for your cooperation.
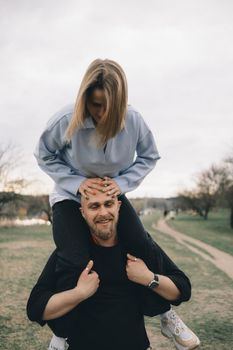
[148,274,159,289]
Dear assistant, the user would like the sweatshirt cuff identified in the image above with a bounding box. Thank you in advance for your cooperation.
[61,176,86,196]
[166,274,191,306]
[27,291,54,326]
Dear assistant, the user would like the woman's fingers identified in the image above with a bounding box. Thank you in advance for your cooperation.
[79,178,121,197]
[79,186,95,199]
[79,178,103,197]
[78,188,88,199]
[106,186,121,196]
[127,253,138,261]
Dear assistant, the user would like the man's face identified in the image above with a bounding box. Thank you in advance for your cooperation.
[80,191,121,245]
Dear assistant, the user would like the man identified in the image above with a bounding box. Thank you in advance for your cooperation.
[27,191,198,350]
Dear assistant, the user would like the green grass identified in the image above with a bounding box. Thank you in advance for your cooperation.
[140,209,161,228]
[0,225,55,350]
[182,239,215,258]
[0,224,52,243]
[1,220,233,350]
[142,215,233,350]
[167,209,233,256]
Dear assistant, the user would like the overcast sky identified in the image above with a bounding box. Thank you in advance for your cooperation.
[0,0,232,198]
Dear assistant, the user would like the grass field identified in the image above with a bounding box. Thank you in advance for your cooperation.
[0,217,233,350]
[167,209,233,255]
[142,214,233,349]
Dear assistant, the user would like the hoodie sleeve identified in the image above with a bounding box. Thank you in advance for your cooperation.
[26,250,58,326]
[145,232,192,305]
[113,110,160,193]
[34,108,86,196]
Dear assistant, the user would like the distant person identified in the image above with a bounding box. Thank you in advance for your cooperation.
[33,58,200,349]
[170,210,176,220]
[27,190,199,350]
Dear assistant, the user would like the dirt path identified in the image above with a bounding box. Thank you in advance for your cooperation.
[154,219,233,280]
[0,240,52,250]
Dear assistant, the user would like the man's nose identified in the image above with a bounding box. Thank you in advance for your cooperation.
[98,205,108,216]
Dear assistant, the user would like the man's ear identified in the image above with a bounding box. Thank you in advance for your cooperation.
[118,200,122,210]
[80,207,85,219]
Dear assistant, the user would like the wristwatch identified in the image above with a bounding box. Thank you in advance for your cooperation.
[148,274,160,290]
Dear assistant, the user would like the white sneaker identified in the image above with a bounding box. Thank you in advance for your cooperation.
[160,309,200,350]
[48,335,69,350]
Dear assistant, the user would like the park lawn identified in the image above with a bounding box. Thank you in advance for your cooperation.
[1,220,233,350]
[0,224,51,244]
[143,215,233,349]
[167,209,233,256]
[0,225,55,350]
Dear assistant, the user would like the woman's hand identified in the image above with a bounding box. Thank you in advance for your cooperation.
[102,177,121,197]
[79,177,121,199]
[126,253,153,286]
[79,178,106,199]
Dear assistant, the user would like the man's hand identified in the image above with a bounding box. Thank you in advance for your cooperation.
[74,260,100,301]
[126,253,154,287]
[42,260,100,321]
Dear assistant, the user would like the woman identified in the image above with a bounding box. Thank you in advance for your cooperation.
[34,59,200,350]
[34,58,159,269]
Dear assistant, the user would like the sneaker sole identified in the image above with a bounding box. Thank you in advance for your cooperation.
[161,330,201,350]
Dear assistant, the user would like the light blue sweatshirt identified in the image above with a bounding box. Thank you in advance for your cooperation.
[34,104,160,206]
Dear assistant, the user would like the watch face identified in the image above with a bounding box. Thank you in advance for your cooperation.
[148,275,159,289]
[149,280,159,289]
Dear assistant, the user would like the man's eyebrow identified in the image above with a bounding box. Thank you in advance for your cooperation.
[104,200,115,204]
[87,201,100,208]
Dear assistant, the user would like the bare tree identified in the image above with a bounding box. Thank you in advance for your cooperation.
[26,194,52,223]
[179,164,228,220]
[0,142,28,193]
[0,142,26,190]
[178,190,205,217]
[222,157,233,228]
[195,164,229,219]
[0,142,28,218]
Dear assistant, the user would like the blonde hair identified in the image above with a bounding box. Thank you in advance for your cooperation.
[65,59,128,146]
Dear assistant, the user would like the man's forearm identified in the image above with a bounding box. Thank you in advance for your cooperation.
[150,274,181,301]
[126,254,181,302]
[43,260,99,321]
[43,288,84,320]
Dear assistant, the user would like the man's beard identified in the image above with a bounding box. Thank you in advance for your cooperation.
[92,226,116,241]
[88,214,118,242]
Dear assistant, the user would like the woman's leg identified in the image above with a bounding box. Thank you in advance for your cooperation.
[117,195,148,257]
[117,195,171,316]
[52,200,91,291]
